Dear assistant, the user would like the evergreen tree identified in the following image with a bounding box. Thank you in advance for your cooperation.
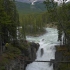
[0,0,19,54]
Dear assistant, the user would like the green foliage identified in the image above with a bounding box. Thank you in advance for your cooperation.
[56,3,70,45]
[0,43,21,65]
[43,0,57,11]
[20,13,46,36]
[5,43,21,55]
[43,0,58,23]
[0,0,19,43]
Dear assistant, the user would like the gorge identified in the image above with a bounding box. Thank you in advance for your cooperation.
[26,28,60,70]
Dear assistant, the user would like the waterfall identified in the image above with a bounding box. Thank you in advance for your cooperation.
[26,28,60,70]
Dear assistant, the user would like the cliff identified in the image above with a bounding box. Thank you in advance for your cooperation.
[53,45,70,70]
[0,40,40,70]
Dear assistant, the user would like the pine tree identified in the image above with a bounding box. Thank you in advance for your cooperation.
[0,0,19,54]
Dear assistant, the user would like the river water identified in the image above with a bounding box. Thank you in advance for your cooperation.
[26,28,60,70]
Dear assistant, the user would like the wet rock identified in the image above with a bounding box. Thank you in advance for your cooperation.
[41,48,44,57]
[29,42,40,60]
[50,59,55,66]
[24,42,40,70]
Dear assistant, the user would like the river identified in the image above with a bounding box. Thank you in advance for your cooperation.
[26,28,60,70]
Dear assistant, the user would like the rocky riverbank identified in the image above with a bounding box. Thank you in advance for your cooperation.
[0,40,40,70]
[53,45,70,70]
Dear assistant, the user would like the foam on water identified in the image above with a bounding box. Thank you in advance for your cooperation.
[26,28,60,70]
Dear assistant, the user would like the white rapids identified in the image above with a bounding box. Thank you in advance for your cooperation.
[26,28,60,70]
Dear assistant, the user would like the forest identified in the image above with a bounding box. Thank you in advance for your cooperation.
[0,0,70,70]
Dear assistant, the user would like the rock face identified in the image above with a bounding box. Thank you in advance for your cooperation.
[52,45,63,70]
[40,48,44,57]
[17,42,39,70]
[23,42,40,70]
[29,42,39,60]
[53,45,70,70]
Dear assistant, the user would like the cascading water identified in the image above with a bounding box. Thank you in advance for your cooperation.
[26,28,60,70]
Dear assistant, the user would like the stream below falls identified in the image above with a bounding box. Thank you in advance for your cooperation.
[26,28,60,70]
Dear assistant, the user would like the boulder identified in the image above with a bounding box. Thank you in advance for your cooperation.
[41,48,44,57]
